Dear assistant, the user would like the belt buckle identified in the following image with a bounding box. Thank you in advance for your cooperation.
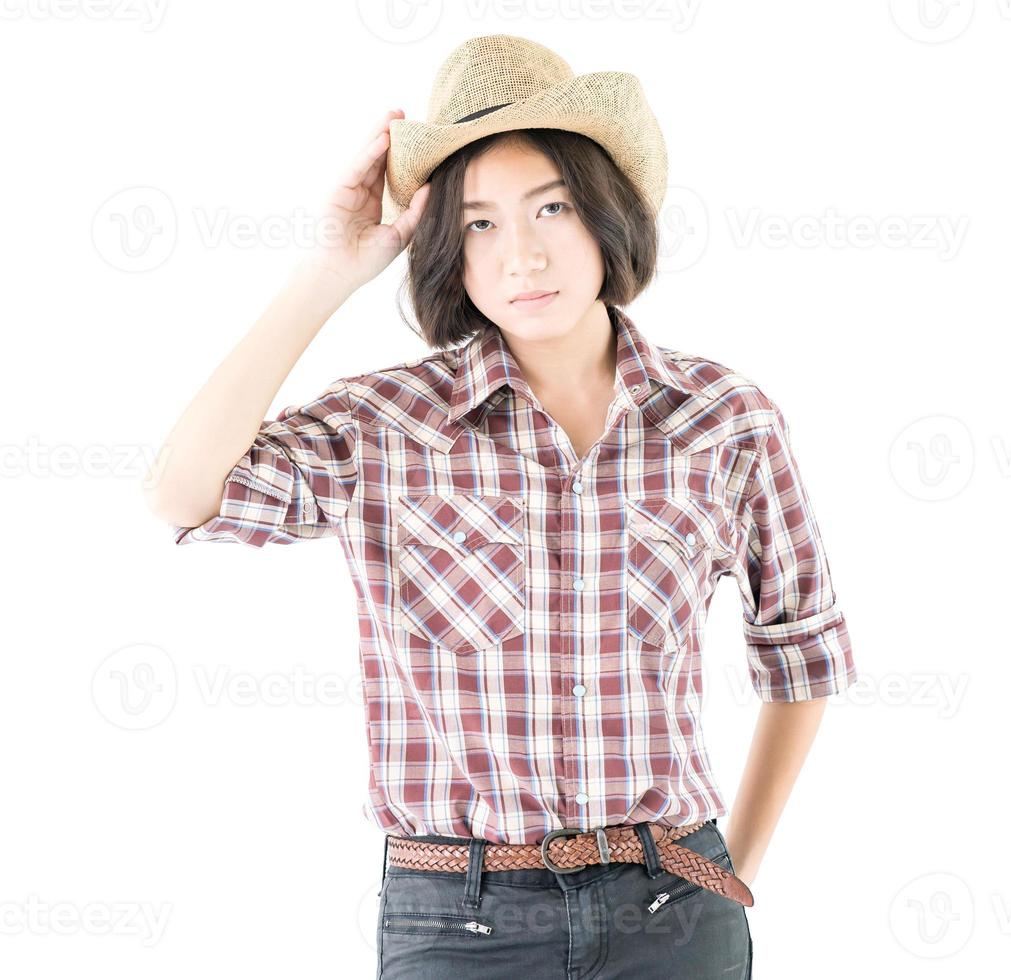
[540,826,612,874]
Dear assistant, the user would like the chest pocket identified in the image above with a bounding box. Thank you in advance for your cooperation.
[626,496,737,650]
[396,493,526,655]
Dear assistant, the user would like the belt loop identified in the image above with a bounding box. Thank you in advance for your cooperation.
[462,838,486,909]
[379,834,389,894]
[634,822,665,879]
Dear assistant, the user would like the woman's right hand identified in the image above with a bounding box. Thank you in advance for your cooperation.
[298,108,431,296]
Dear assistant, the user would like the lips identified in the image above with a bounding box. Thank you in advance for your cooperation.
[511,291,557,303]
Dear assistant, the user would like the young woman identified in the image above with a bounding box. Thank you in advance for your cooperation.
[146,34,856,980]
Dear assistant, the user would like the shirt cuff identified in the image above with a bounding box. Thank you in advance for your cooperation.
[171,464,315,547]
[743,604,857,702]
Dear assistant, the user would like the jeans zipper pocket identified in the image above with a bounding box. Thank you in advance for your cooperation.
[382,912,493,936]
[647,847,732,915]
[647,876,702,913]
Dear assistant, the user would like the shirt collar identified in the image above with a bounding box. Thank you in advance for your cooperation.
[448,305,714,424]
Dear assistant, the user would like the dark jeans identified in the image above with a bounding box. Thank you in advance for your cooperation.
[375,818,752,979]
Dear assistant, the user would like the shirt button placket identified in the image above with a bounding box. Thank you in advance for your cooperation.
[563,471,590,820]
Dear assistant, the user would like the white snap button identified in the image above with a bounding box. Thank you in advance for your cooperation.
[575,793,589,805]
[453,530,467,543]
[685,532,696,546]
[572,684,586,697]
[573,578,584,591]
[572,481,583,494]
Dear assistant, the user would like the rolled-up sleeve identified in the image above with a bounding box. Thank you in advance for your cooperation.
[735,396,856,701]
[172,379,358,547]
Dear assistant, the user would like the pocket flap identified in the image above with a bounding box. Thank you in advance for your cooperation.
[628,496,736,557]
[397,494,524,555]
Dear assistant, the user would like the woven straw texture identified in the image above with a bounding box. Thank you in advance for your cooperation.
[380,34,667,226]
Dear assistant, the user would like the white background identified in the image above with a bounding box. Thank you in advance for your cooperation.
[2,1,1008,977]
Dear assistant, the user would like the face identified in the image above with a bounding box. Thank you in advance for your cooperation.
[460,139,605,342]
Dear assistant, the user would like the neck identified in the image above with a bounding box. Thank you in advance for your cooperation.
[500,301,618,397]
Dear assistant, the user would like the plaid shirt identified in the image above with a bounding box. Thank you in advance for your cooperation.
[172,306,857,844]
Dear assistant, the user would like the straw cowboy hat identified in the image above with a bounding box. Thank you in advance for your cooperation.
[380,34,668,228]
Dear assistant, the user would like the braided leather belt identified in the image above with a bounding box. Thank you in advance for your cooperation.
[386,819,754,907]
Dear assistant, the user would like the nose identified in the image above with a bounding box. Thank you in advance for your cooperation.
[501,220,547,277]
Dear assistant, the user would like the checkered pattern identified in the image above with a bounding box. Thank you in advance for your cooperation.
[172,306,857,844]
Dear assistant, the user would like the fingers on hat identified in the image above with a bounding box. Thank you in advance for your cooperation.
[376,109,394,127]
[374,108,403,137]
[339,130,391,191]
[389,201,421,248]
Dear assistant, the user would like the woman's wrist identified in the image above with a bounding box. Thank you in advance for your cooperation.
[729,850,760,888]
[288,255,360,316]
[724,825,766,889]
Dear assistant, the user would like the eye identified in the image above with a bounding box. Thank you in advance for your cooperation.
[464,202,570,234]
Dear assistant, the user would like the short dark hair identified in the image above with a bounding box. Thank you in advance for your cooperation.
[394,128,660,350]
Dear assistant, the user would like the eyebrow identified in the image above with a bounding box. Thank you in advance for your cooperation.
[462,178,568,212]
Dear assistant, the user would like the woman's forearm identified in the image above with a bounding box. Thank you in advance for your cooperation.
[141,260,356,528]
[723,697,829,887]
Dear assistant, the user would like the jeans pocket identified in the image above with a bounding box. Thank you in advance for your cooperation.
[646,845,734,918]
[707,821,737,874]
[381,911,494,937]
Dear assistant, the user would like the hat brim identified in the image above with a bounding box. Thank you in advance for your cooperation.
[380,71,667,227]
